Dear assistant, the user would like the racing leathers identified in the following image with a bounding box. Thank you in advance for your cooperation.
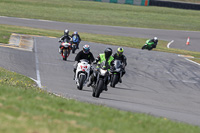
[112,53,127,82]
[71,34,81,49]
[73,50,95,79]
[146,39,158,50]
[58,35,72,54]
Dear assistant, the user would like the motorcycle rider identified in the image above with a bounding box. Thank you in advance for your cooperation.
[71,31,81,49]
[142,37,158,50]
[73,44,95,79]
[87,47,114,91]
[58,29,72,54]
[112,47,127,83]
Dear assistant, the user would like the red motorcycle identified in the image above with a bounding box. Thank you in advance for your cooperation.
[60,42,72,61]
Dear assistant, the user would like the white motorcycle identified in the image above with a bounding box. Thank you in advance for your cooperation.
[75,59,91,90]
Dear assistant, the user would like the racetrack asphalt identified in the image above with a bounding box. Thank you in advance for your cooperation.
[0,16,200,126]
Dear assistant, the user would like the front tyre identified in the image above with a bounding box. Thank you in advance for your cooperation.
[142,45,146,50]
[63,50,68,61]
[95,79,104,98]
[78,74,86,90]
[111,74,119,88]
[72,45,76,54]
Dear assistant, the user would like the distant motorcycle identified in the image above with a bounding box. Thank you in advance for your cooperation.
[142,40,157,50]
[71,35,80,54]
[92,61,110,98]
[75,59,91,90]
[110,60,123,88]
[60,42,72,60]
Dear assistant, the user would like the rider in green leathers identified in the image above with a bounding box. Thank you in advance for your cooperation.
[87,47,114,91]
[142,37,158,50]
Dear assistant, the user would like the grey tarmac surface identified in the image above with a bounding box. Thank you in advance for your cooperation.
[0,36,200,126]
[0,16,200,52]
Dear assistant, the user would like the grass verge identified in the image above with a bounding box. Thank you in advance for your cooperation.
[0,0,200,31]
[1,67,200,133]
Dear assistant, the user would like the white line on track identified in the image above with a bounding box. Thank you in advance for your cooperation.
[34,37,42,88]
[167,40,174,48]
[185,58,200,66]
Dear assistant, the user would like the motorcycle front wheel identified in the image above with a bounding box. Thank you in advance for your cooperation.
[63,50,68,60]
[141,45,146,50]
[72,45,76,54]
[78,74,86,90]
[111,74,119,88]
[95,79,104,98]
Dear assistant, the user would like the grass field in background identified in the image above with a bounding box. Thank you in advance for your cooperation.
[0,0,200,31]
[1,67,200,133]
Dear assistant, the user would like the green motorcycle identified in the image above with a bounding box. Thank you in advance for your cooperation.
[142,39,157,50]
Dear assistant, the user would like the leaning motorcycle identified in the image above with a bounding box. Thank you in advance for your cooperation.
[72,35,79,54]
[141,40,156,50]
[60,42,72,60]
[75,59,91,90]
[92,61,110,98]
[110,60,123,88]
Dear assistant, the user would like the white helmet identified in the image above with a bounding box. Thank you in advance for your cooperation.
[153,37,158,41]
[64,29,69,36]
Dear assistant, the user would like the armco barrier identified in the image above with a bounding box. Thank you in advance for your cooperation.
[149,0,200,10]
[93,0,150,6]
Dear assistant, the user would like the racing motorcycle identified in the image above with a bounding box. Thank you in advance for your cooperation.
[75,59,91,90]
[60,42,72,60]
[141,40,157,50]
[71,35,79,54]
[92,61,110,98]
[110,60,123,88]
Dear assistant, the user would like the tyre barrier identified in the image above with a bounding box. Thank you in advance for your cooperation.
[149,0,200,10]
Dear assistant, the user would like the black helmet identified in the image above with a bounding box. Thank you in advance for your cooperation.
[104,48,112,60]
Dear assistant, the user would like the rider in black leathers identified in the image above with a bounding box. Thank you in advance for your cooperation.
[73,44,95,79]
[58,29,72,54]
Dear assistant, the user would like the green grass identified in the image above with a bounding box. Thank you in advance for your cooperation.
[0,0,200,31]
[1,67,200,133]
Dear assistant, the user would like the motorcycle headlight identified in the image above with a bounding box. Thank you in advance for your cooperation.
[100,69,107,76]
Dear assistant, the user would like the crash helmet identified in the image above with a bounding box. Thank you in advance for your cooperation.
[64,29,69,36]
[153,37,158,42]
[117,47,124,56]
[83,44,90,54]
[73,31,78,35]
[104,48,112,60]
